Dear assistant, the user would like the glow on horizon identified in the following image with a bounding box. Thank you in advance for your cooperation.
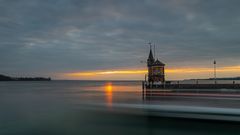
[63,65,240,80]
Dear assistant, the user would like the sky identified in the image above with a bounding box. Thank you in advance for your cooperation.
[1,0,240,80]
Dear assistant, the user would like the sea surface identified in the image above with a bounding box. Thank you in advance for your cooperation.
[0,81,240,135]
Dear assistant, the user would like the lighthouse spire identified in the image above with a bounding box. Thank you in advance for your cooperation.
[147,42,154,66]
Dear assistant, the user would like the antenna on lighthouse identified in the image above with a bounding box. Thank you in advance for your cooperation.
[154,44,156,59]
[148,42,152,50]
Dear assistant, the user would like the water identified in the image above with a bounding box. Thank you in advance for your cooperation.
[0,81,240,135]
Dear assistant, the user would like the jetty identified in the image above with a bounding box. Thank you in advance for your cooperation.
[144,83,240,89]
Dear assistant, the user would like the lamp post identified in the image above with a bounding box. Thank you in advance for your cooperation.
[214,60,217,84]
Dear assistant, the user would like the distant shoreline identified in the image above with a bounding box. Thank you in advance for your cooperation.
[0,74,51,81]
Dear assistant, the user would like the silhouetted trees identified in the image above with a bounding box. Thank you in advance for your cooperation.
[0,74,51,81]
[0,74,13,81]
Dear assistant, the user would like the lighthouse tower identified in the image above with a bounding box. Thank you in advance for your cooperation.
[147,46,165,84]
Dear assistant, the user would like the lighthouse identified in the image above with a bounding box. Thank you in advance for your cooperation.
[147,45,165,84]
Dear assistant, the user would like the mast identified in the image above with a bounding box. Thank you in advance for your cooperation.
[148,42,152,52]
[154,44,156,59]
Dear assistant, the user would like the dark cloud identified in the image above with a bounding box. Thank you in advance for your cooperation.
[0,0,240,77]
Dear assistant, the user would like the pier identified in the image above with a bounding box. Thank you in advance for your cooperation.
[145,83,240,89]
[142,81,240,100]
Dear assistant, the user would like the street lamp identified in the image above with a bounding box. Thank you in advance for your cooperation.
[214,60,217,84]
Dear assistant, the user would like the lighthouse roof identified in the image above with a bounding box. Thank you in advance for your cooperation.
[153,59,165,66]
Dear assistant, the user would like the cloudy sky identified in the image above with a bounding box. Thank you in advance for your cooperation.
[1,0,240,80]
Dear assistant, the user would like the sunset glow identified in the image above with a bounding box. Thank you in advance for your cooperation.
[67,70,148,76]
[63,65,240,80]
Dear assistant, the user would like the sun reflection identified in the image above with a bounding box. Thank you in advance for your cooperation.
[104,82,113,107]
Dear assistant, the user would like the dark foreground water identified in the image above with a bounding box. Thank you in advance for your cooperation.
[0,81,240,135]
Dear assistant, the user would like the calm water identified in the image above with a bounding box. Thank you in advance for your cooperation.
[0,81,240,135]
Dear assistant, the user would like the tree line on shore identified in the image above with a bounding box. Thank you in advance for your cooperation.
[0,74,51,81]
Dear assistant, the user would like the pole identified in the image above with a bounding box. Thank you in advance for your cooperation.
[145,74,147,82]
[148,42,152,51]
[142,81,145,100]
[154,44,156,59]
[214,60,217,84]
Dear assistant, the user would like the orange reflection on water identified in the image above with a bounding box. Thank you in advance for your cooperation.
[104,82,113,107]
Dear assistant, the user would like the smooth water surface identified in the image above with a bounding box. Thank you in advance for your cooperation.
[0,81,240,135]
